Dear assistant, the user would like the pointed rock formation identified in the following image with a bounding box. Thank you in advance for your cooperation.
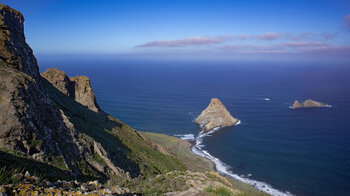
[41,68,101,112]
[195,98,239,132]
[291,99,327,109]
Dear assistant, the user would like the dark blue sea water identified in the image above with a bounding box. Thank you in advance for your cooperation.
[38,56,350,196]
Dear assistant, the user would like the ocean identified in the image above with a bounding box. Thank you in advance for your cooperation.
[38,56,350,196]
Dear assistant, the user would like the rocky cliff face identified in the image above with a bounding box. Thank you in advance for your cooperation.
[291,99,327,109]
[41,68,101,113]
[0,4,40,79]
[0,4,127,179]
[0,3,185,181]
[195,98,239,132]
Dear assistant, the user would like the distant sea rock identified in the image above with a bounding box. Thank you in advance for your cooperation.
[41,68,101,113]
[195,98,239,132]
[291,99,327,109]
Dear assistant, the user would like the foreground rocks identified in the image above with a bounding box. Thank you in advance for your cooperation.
[0,171,134,196]
[163,171,241,196]
[195,98,239,132]
[291,99,327,109]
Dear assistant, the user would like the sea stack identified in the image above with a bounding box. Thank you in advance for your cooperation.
[195,98,239,132]
[291,99,327,109]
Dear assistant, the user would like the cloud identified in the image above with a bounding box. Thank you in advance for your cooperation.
[231,32,336,41]
[220,41,350,54]
[283,32,317,41]
[136,36,231,48]
[257,32,280,40]
[235,34,249,40]
[320,32,338,40]
[345,14,350,31]
[137,32,339,49]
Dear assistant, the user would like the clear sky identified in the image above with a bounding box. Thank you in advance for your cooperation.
[2,0,350,62]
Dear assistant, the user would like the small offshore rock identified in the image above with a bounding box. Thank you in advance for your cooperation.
[195,98,239,132]
[291,99,327,109]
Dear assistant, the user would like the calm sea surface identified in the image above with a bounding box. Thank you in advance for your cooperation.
[38,56,350,196]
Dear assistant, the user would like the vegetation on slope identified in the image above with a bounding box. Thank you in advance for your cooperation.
[42,79,186,178]
[140,132,213,172]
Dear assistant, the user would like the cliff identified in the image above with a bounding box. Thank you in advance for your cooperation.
[0,3,185,181]
[41,68,101,113]
[291,99,327,109]
[195,98,239,132]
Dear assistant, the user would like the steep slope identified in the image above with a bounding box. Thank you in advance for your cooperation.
[0,3,185,182]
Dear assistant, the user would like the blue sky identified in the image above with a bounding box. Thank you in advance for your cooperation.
[2,0,350,61]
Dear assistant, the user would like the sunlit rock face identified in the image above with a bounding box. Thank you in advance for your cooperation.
[195,98,239,132]
[41,68,101,113]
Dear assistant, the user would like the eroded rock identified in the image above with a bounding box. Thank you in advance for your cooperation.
[291,99,327,109]
[195,98,239,132]
[41,68,101,113]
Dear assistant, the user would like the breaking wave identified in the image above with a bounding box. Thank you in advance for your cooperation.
[189,123,294,196]
[174,134,195,141]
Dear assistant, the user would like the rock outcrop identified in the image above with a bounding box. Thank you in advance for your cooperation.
[41,68,101,113]
[195,98,239,132]
[291,99,327,109]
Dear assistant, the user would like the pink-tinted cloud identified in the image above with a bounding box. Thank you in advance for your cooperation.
[283,32,317,41]
[220,41,350,54]
[258,32,280,40]
[232,32,336,41]
[136,36,231,48]
[235,34,249,40]
[320,32,338,40]
[345,14,350,31]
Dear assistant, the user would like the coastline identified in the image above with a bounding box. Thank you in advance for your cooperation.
[178,125,294,196]
[141,131,269,196]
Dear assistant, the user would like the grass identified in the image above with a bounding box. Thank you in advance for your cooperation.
[140,133,268,196]
[140,132,178,148]
[0,150,72,183]
[206,171,231,186]
[0,166,25,185]
[43,79,186,178]
[93,153,106,166]
[141,131,213,172]
[50,156,67,171]
[204,186,235,196]
[122,171,189,194]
